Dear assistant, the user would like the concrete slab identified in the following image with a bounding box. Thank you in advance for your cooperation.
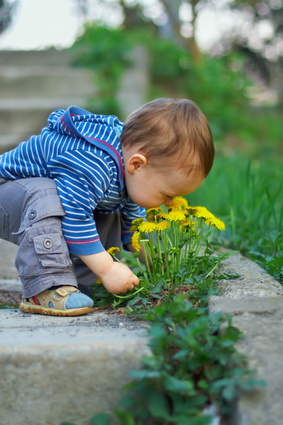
[1,203,283,424]
[0,309,149,425]
[0,239,18,281]
[210,296,283,425]
[0,49,96,152]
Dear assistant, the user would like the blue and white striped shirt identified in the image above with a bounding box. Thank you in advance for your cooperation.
[0,106,145,255]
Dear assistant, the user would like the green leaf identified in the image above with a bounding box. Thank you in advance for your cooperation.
[126,295,142,306]
[129,369,161,381]
[89,414,110,425]
[190,416,214,425]
[114,409,136,425]
[198,379,209,390]
[172,348,190,360]
[164,375,194,393]
[222,382,236,401]
[148,392,170,420]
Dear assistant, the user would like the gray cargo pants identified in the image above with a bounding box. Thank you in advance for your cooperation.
[0,177,121,298]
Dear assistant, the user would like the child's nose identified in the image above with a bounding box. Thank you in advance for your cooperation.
[164,199,173,207]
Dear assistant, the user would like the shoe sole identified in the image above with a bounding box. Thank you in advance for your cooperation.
[19,302,93,317]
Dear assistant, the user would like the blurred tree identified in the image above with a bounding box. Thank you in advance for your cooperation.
[117,0,282,107]
[0,0,18,34]
[159,0,201,62]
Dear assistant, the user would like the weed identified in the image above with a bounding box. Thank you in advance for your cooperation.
[84,297,264,425]
[94,197,233,312]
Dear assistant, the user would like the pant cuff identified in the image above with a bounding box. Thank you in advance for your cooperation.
[21,272,78,298]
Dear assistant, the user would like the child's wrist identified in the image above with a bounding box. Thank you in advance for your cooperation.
[78,250,114,278]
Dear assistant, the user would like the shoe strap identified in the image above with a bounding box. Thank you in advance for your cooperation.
[55,286,79,297]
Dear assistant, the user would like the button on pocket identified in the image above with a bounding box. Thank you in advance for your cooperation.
[43,238,53,249]
[33,233,72,268]
[28,210,37,220]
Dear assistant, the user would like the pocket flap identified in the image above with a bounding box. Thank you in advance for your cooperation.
[33,233,64,254]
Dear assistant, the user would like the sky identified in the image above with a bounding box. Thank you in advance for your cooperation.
[0,0,80,50]
[0,0,228,51]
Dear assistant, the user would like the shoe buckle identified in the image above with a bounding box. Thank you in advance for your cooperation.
[56,287,68,297]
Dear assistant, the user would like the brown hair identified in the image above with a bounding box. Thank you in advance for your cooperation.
[120,98,214,177]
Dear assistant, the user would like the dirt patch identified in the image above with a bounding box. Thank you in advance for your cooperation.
[0,290,22,309]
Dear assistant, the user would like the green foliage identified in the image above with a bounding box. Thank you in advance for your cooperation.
[148,38,250,141]
[94,199,233,312]
[71,23,281,152]
[71,25,134,115]
[188,156,283,283]
[88,296,264,425]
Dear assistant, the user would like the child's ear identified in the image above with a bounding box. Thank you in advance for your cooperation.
[126,154,147,174]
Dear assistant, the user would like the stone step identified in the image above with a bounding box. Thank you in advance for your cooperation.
[0,98,93,151]
[0,309,150,425]
[0,49,77,67]
[1,237,283,424]
[0,49,96,152]
[0,67,96,99]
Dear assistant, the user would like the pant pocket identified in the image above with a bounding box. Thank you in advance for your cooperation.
[33,232,72,268]
[16,230,72,278]
[0,203,9,239]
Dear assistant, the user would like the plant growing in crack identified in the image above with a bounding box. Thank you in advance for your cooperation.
[95,197,232,311]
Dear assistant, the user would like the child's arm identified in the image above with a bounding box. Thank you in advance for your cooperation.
[78,251,139,294]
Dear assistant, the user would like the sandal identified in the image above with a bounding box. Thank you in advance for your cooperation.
[19,286,94,317]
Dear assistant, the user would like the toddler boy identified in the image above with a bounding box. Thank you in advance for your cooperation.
[0,98,214,316]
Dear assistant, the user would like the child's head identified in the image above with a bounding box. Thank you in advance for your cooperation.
[121,98,214,208]
[121,98,214,179]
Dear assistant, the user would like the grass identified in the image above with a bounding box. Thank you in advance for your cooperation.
[187,154,283,283]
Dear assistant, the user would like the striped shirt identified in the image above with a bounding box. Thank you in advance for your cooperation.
[0,105,145,255]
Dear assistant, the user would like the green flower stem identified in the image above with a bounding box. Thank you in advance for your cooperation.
[174,221,182,283]
[192,219,206,258]
[141,240,154,285]
[136,252,151,287]
[204,260,220,278]
[155,231,165,276]
[200,226,214,253]
[207,227,217,244]
[114,286,145,300]
[161,230,171,281]
[149,233,158,283]
[189,218,202,253]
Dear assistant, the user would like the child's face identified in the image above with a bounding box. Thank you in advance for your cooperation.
[125,156,204,208]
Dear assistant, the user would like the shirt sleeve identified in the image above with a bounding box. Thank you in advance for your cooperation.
[47,149,112,255]
[120,199,146,248]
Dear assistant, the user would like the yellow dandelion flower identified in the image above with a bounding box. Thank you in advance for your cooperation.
[156,212,169,220]
[170,196,188,210]
[167,210,186,221]
[139,221,157,233]
[193,206,214,220]
[107,247,121,256]
[205,217,225,230]
[146,214,156,222]
[179,218,194,228]
[96,278,102,284]
[132,217,144,226]
[130,224,138,231]
[146,207,163,215]
[155,220,171,232]
[131,231,141,252]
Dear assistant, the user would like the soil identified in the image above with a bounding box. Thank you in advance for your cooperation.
[0,290,22,309]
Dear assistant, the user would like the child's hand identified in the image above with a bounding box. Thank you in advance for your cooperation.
[100,262,139,294]
[78,251,139,295]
